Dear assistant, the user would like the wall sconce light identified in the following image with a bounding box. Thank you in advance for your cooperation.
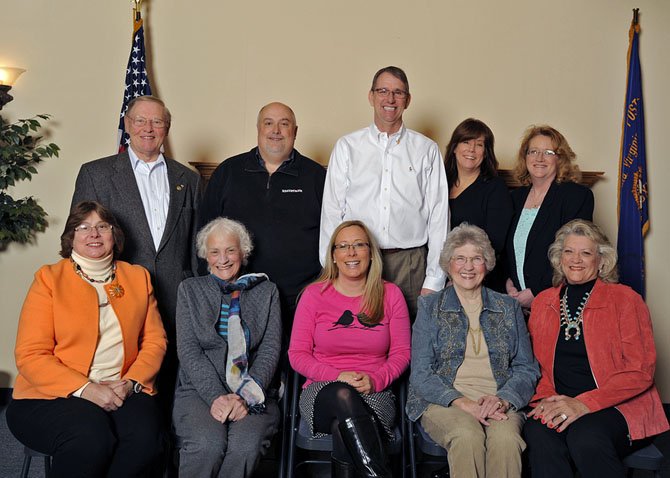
[0,67,26,110]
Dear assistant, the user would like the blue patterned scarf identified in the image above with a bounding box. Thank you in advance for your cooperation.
[213,273,268,413]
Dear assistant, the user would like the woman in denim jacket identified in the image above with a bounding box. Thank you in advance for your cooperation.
[407,224,539,478]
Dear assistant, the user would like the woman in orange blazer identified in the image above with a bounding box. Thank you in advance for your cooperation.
[6,201,167,478]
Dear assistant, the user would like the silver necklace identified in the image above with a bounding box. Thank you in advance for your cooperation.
[559,288,591,340]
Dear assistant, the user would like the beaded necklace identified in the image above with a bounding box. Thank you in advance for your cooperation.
[559,288,591,341]
[71,258,116,283]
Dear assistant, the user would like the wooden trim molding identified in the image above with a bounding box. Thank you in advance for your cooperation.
[497,169,605,189]
[189,162,219,183]
[190,162,604,190]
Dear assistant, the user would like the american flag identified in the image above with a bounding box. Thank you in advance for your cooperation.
[117,13,152,152]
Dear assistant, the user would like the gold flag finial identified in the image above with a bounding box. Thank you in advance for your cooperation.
[133,0,144,22]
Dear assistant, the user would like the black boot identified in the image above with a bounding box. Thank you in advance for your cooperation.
[332,455,357,478]
[430,464,450,478]
[338,416,391,477]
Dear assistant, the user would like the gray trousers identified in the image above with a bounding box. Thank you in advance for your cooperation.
[173,389,280,478]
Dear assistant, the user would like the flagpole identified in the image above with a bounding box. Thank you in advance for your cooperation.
[632,8,639,25]
[117,0,153,151]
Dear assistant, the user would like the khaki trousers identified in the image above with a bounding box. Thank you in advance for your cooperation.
[421,403,526,478]
[381,245,427,320]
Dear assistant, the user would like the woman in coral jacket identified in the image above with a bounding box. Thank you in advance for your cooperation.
[524,219,669,477]
[6,201,167,478]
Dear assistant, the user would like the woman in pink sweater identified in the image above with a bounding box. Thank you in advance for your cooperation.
[289,220,411,477]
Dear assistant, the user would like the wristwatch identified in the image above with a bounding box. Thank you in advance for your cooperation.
[130,380,143,394]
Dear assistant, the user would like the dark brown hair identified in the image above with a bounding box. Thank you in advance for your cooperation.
[60,201,124,258]
[370,66,410,94]
[444,118,498,187]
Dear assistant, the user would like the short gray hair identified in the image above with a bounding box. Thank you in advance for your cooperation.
[196,217,253,265]
[439,223,496,278]
[126,95,172,126]
[548,219,618,286]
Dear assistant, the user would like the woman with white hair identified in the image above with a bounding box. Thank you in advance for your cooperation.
[173,217,281,478]
[407,223,539,478]
[524,219,668,477]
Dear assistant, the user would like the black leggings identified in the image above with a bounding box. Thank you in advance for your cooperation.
[313,381,374,462]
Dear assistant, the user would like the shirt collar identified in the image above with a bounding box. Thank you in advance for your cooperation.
[370,123,406,145]
[440,286,503,314]
[128,146,166,171]
[254,147,296,174]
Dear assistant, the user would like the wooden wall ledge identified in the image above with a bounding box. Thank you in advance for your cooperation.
[190,162,604,190]
[497,169,604,189]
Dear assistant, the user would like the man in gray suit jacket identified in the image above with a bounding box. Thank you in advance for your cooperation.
[71,95,201,417]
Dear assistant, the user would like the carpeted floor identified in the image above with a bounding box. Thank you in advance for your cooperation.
[1,405,45,478]
[1,400,668,477]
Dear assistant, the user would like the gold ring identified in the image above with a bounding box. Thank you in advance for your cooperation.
[539,405,544,411]
[560,413,568,421]
[497,401,503,408]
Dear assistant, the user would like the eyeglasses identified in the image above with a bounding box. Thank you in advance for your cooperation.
[526,149,557,158]
[451,255,485,267]
[372,88,409,99]
[333,242,370,252]
[127,116,168,129]
[74,223,113,234]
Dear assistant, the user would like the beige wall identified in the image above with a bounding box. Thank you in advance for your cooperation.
[2,0,669,397]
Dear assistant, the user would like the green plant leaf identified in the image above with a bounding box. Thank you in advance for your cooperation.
[0,114,58,246]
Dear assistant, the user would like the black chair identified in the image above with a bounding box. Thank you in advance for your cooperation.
[623,443,664,478]
[286,368,408,477]
[407,418,448,478]
[20,446,51,478]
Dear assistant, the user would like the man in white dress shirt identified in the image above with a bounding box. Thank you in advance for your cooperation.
[320,66,449,317]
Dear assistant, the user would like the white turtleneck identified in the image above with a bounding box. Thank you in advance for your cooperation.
[70,251,124,397]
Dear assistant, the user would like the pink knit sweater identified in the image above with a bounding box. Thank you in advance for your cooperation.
[289,281,411,392]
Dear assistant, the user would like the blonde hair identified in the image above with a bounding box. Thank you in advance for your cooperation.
[514,125,582,186]
[316,220,385,324]
[548,219,619,286]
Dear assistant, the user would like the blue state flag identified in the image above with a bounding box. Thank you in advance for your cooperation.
[117,12,152,152]
[617,15,648,297]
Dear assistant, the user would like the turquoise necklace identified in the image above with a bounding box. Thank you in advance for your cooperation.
[559,289,591,341]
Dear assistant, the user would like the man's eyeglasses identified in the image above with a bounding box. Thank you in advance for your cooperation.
[372,88,409,100]
[333,242,370,252]
[526,149,557,158]
[127,116,168,129]
[74,223,113,234]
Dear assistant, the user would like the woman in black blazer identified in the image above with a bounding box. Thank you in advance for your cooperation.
[445,118,513,292]
[505,125,593,309]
